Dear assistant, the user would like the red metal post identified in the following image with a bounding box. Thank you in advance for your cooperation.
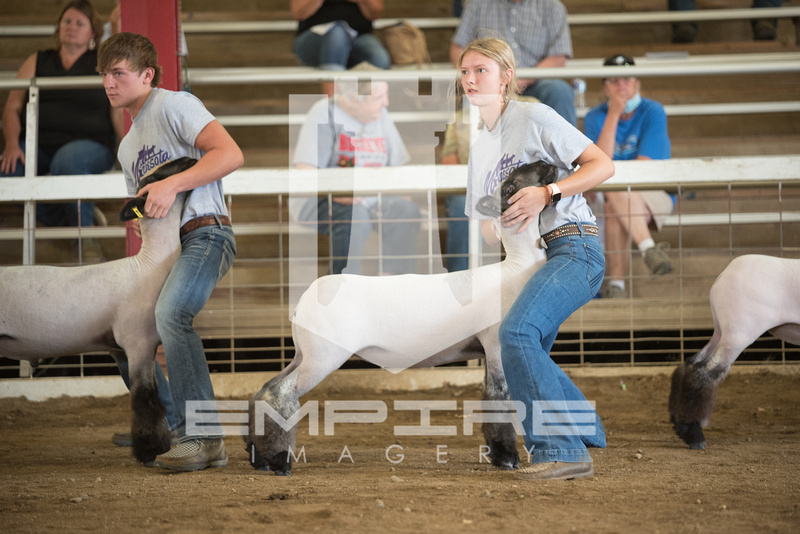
[120,0,182,256]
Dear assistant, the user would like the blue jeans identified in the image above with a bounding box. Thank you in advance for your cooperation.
[293,22,391,70]
[523,79,577,127]
[668,0,781,9]
[445,195,469,272]
[668,0,782,29]
[301,197,420,274]
[0,140,115,226]
[499,224,606,464]
[155,224,236,439]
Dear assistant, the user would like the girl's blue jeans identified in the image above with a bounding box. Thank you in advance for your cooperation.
[293,22,391,70]
[499,224,607,464]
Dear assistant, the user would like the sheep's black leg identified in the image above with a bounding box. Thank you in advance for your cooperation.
[481,365,520,470]
[129,359,170,463]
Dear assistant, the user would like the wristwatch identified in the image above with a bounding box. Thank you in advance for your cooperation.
[547,183,562,205]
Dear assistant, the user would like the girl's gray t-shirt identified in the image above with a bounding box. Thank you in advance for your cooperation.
[465,99,595,235]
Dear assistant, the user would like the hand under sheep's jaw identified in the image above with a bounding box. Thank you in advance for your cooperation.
[475,161,559,218]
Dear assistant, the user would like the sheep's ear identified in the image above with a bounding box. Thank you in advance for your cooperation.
[137,157,198,192]
[120,197,146,222]
[475,195,501,218]
[543,163,559,186]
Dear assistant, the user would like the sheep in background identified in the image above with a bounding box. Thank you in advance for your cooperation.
[669,254,800,449]
[0,157,196,464]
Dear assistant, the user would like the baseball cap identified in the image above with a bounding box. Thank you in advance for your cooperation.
[603,54,636,67]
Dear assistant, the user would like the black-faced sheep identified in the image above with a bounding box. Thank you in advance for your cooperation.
[669,254,800,449]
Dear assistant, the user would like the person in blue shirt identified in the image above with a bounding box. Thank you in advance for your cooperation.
[584,54,674,299]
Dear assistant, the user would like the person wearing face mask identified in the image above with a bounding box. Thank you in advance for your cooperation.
[584,54,674,299]
[291,66,420,275]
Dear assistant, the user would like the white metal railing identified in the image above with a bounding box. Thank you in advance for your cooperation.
[2,7,800,36]
[2,158,799,380]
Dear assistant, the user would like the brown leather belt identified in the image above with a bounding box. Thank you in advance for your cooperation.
[179,215,231,237]
[541,223,598,244]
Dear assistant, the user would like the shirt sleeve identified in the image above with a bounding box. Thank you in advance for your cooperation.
[451,0,481,47]
[544,2,573,59]
[292,98,336,168]
[583,106,604,143]
[635,102,671,160]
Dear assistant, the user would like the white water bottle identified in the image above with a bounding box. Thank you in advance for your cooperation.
[572,78,586,109]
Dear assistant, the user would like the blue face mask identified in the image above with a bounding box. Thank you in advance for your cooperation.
[624,93,642,114]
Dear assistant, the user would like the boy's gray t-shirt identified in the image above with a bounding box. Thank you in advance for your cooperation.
[119,88,228,227]
[465,100,594,235]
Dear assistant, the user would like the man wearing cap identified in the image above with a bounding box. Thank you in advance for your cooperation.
[584,54,674,299]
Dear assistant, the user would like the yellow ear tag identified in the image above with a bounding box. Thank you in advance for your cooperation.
[132,206,144,219]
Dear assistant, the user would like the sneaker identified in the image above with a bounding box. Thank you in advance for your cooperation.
[112,429,180,447]
[516,461,594,481]
[643,242,673,276]
[600,284,627,299]
[671,23,697,44]
[752,20,777,41]
[152,438,228,472]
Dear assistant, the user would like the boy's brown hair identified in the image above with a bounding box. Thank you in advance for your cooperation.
[97,32,163,88]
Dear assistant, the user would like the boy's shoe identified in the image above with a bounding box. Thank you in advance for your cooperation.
[644,242,673,276]
[516,461,594,481]
[152,438,228,472]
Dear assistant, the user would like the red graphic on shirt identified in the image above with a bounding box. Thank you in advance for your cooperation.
[337,133,387,168]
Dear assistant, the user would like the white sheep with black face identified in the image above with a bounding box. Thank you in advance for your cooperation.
[669,254,800,450]
[0,157,196,464]
[245,161,559,475]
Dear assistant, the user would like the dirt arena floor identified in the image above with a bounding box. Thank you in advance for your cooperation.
[1,369,799,533]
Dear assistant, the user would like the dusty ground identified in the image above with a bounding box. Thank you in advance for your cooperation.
[1,370,799,533]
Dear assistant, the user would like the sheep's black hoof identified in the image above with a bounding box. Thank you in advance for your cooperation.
[673,420,706,450]
[488,442,520,471]
[248,444,292,475]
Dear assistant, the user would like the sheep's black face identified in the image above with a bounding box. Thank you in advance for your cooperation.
[475,161,559,218]
[119,157,198,221]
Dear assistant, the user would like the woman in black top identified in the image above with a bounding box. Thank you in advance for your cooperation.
[291,0,391,71]
[1,0,122,229]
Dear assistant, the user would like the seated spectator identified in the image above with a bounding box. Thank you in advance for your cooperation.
[450,0,577,126]
[584,55,674,299]
[290,69,421,275]
[291,0,391,72]
[1,0,123,260]
[669,0,783,43]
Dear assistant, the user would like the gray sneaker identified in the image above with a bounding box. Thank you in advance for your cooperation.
[600,284,627,299]
[152,438,228,472]
[644,242,673,276]
[516,461,594,481]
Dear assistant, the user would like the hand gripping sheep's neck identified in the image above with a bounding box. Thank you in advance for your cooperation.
[669,255,800,450]
[246,161,558,475]
[0,157,197,464]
